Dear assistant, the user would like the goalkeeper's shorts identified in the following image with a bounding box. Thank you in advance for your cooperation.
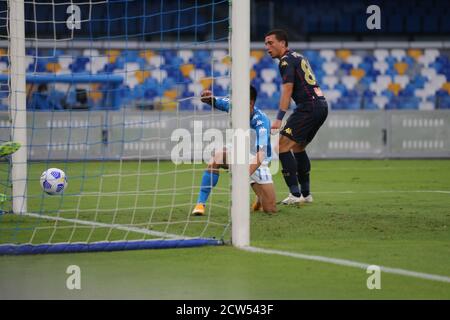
[250,164,273,185]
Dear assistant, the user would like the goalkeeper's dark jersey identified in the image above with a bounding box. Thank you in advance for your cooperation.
[278,50,324,106]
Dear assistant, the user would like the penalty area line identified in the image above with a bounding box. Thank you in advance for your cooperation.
[242,246,450,284]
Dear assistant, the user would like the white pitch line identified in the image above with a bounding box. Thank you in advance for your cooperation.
[242,246,450,284]
[24,212,188,240]
[274,190,450,195]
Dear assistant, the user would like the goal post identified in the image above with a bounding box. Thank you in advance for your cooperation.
[231,0,250,247]
[9,0,27,215]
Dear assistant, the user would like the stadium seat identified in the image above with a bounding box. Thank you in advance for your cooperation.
[394,75,410,89]
[388,83,401,96]
[20,46,449,111]
[319,50,335,62]
[178,50,193,64]
[213,63,228,76]
[260,68,278,83]
[124,75,139,89]
[438,96,450,109]
[189,69,206,82]
[374,49,389,62]
[187,83,204,96]
[347,55,362,69]
[393,62,408,75]
[399,96,420,110]
[336,49,351,61]
[391,49,406,62]
[215,77,230,91]
[323,75,338,89]
[373,61,389,74]
[442,82,450,94]
[250,50,265,62]
[212,50,227,62]
[149,55,165,69]
[420,68,436,80]
[260,83,277,97]
[323,62,339,75]
[407,49,423,61]
[151,69,168,84]
[86,56,109,74]
[323,89,341,104]
[341,76,357,90]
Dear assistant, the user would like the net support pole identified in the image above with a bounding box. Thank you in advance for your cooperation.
[231,0,250,247]
[9,0,27,214]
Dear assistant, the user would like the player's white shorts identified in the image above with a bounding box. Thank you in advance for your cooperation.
[222,145,273,185]
[250,164,273,185]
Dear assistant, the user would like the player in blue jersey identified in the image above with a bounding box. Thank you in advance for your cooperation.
[265,29,328,205]
[192,85,277,215]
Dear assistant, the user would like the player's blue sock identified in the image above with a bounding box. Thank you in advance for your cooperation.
[294,151,311,197]
[196,171,220,204]
[279,152,301,197]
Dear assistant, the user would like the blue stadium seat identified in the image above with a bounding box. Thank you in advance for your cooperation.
[439,96,450,109]
[363,97,379,110]
[179,99,194,111]
[337,97,361,110]
[436,89,449,97]
[399,96,420,110]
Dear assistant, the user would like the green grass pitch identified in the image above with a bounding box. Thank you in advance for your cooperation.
[0,159,449,299]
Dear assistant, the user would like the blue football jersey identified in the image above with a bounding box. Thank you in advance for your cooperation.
[213,98,272,163]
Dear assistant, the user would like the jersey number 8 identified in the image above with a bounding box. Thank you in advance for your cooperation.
[301,59,317,86]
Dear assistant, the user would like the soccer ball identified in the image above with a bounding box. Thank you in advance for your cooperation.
[40,168,68,195]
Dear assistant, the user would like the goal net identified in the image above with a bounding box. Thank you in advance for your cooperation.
[0,0,250,254]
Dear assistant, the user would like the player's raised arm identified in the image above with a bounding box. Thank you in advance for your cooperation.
[200,90,230,112]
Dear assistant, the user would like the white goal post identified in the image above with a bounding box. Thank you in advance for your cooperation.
[231,0,250,247]
[9,0,27,215]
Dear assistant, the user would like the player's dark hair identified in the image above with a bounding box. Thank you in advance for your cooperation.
[265,29,289,47]
[250,85,257,102]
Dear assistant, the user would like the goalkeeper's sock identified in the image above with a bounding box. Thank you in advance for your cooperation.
[196,171,220,204]
[294,151,311,197]
[279,152,301,197]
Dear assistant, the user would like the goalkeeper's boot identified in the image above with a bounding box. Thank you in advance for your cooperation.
[192,203,205,216]
[300,194,313,203]
[0,141,21,158]
[252,197,262,212]
[280,193,301,205]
